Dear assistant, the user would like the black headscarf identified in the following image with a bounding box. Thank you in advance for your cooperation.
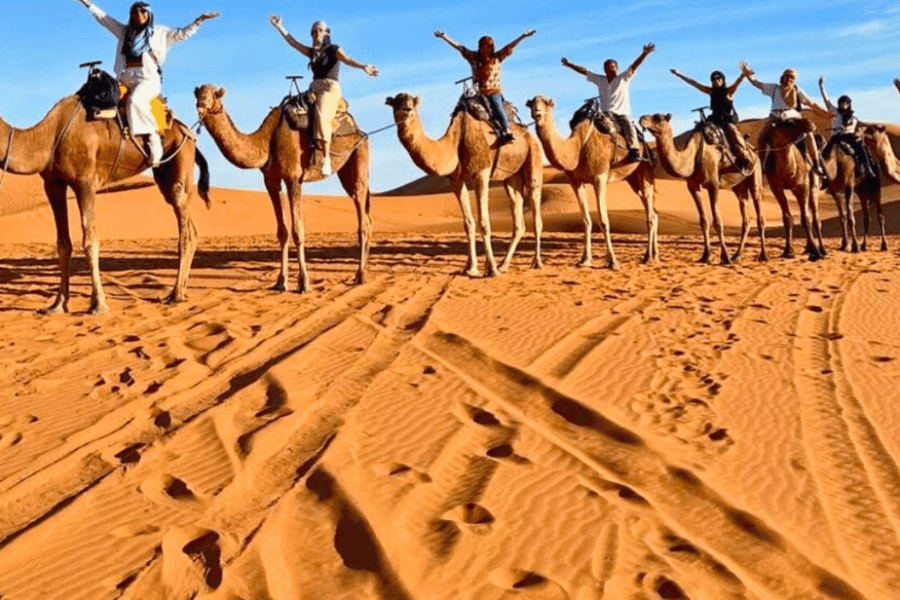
[123,2,154,63]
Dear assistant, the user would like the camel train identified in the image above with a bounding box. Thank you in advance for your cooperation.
[4,5,900,313]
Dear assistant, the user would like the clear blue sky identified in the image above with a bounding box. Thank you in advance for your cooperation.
[2,0,899,195]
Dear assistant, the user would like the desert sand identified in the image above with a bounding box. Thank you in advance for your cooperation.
[2,157,900,600]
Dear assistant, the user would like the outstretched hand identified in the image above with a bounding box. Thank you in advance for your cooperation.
[434,30,446,38]
[738,60,754,77]
[197,11,219,23]
[643,42,655,54]
[523,29,536,37]
[270,14,285,32]
[364,64,379,77]
[670,68,680,76]
[561,57,570,66]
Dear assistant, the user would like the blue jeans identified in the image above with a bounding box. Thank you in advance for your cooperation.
[486,93,510,133]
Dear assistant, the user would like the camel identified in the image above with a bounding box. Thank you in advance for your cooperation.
[746,118,827,260]
[385,93,542,277]
[194,84,372,292]
[820,134,883,253]
[855,123,900,251]
[0,94,210,314]
[527,95,658,268]
[639,113,765,264]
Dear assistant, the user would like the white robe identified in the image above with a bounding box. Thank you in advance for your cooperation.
[87,4,199,135]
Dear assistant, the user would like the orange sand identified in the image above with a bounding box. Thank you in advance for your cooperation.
[1,161,900,600]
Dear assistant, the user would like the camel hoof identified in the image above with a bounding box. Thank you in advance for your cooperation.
[354,272,366,285]
[756,253,769,263]
[860,242,868,252]
[530,258,544,270]
[606,260,620,271]
[498,263,511,274]
[730,252,742,263]
[576,259,591,268]
[484,268,500,279]
[782,250,795,259]
[881,242,889,252]
[89,302,110,315]
[38,302,68,315]
[463,268,481,278]
[698,254,711,265]
[271,282,287,292]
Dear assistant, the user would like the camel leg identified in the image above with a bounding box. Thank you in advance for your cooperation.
[686,181,712,264]
[526,142,544,270]
[828,187,849,252]
[285,177,310,293]
[731,183,751,263]
[874,188,888,251]
[42,179,73,314]
[844,185,859,253]
[263,171,289,291]
[627,164,658,263]
[71,179,108,314]
[748,168,767,262]
[593,173,619,269]
[158,171,197,304]
[499,174,525,273]
[451,179,480,277]
[337,154,372,285]
[769,185,795,259]
[707,184,732,266]
[472,174,499,277]
[807,184,827,259]
[572,182,593,267]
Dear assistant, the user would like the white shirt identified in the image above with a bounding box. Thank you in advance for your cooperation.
[585,69,634,116]
[757,82,813,120]
[88,4,199,84]
[820,91,858,135]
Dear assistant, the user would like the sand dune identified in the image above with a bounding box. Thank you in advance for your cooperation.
[2,135,900,599]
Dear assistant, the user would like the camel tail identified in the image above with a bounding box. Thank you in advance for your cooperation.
[195,149,212,208]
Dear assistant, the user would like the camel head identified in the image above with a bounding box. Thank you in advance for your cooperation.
[860,123,890,154]
[525,96,554,123]
[638,113,673,137]
[385,93,420,126]
[194,84,226,120]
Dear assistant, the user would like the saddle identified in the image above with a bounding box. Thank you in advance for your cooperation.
[77,67,170,133]
[569,99,616,134]
[452,92,521,138]
[280,92,360,138]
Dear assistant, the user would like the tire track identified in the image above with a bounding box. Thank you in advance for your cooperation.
[415,326,867,600]
[0,278,392,546]
[792,272,900,597]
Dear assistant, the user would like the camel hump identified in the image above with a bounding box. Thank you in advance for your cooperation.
[77,68,170,133]
[280,92,360,137]
[452,92,521,132]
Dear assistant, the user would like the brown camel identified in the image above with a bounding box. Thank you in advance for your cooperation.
[856,123,900,251]
[820,134,883,253]
[194,84,372,292]
[385,93,543,277]
[744,118,826,260]
[0,94,210,314]
[527,95,658,268]
[639,113,766,264]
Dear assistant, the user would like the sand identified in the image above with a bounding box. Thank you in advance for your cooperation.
[2,160,900,600]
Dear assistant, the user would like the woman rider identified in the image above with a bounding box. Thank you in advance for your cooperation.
[818,76,877,181]
[270,15,378,176]
[670,67,753,172]
[76,0,219,167]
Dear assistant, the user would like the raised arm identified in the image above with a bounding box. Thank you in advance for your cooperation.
[270,15,312,58]
[166,11,219,45]
[75,0,125,38]
[739,61,765,91]
[817,76,836,112]
[335,47,378,77]
[434,31,468,55]
[626,42,654,76]
[497,29,536,57]
[895,78,900,98]
[560,57,589,76]
[726,72,746,96]
[670,68,711,94]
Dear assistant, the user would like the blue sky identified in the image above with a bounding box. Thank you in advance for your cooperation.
[2,0,900,195]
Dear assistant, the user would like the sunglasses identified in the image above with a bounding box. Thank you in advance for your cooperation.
[131,6,148,14]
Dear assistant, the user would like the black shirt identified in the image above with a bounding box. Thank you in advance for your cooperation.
[311,45,340,81]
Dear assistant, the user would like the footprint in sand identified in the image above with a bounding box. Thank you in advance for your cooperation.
[485,442,531,466]
[488,568,569,599]
[374,461,432,483]
[137,473,208,511]
[441,502,495,534]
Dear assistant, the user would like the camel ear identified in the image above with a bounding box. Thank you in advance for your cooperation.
[385,96,394,106]
[664,113,672,122]
[194,86,200,97]
[216,88,227,99]
[548,98,555,107]
[413,96,421,108]
[874,124,887,133]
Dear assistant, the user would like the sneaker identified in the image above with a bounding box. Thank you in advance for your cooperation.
[498,132,515,146]
[626,148,641,163]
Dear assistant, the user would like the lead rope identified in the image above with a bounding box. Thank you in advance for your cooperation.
[0,128,13,194]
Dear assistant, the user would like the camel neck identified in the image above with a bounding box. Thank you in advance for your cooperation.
[0,95,78,176]
[202,105,281,170]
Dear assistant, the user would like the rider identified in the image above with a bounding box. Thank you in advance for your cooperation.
[270,16,379,176]
[561,43,655,163]
[76,0,219,168]
[739,62,830,181]
[434,29,536,145]
[818,76,877,181]
[670,68,753,172]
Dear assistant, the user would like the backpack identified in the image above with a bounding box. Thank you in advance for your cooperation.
[78,68,121,114]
